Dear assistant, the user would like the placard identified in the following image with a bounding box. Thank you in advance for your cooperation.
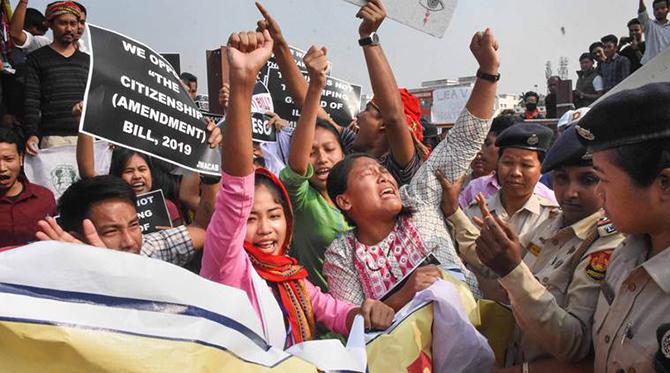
[431,85,473,124]
[342,0,458,38]
[136,189,172,234]
[80,24,221,176]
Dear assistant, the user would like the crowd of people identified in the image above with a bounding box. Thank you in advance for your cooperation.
[1,0,670,372]
[519,0,670,120]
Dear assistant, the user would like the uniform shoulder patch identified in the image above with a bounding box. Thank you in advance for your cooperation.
[585,249,613,281]
[527,242,542,257]
[597,216,618,237]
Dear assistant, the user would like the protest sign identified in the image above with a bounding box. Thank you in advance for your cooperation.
[23,141,113,200]
[261,69,362,128]
[80,24,221,176]
[430,85,473,124]
[219,45,360,128]
[135,190,172,234]
[251,112,277,143]
[342,0,458,38]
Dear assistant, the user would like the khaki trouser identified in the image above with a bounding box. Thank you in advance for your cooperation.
[40,136,78,149]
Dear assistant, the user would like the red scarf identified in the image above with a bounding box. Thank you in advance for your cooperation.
[524,109,541,119]
[243,168,315,344]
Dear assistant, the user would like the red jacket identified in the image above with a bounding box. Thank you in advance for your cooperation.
[0,180,56,246]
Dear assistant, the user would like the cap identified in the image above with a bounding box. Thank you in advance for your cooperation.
[495,122,554,153]
[557,107,590,130]
[542,124,592,173]
[575,82,670,151]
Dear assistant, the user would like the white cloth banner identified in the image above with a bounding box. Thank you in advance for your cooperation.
[431,86,473,124]
[343,0,458,38]
[23,141,113,200]
[0,242,366,372]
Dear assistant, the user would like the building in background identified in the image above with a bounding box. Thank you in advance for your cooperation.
[409,76,523,125]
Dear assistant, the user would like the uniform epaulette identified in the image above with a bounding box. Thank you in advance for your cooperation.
[596,216,618,237]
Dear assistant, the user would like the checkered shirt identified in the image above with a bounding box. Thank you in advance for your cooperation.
[324,109,490,305]
[141,225,195,266]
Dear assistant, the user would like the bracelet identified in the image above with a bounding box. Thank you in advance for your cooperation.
[522,362,530,373]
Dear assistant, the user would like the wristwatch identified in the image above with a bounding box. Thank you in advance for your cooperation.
[358,32,380,47]
[476,69,501,82]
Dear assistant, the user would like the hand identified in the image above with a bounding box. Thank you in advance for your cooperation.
[360,299,395,330]
[303,45,329,88]
[436,169,464,217]
[255,2,287,48]
[470,28,500,76]
[400,264,443,298]
[72,101,83,120]
[347,117,359,133]
[473,194,522,277]
[226,30,274,82]
[25,135,39,156]
[35,216,106,248]
[218,83,230,110]
[356,0,386,38]
[266,111,289,131]
[205,117,222,148]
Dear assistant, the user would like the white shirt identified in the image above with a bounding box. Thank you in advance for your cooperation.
[638,11,670,64]
[593,75,604,92]
[17,30,89,55]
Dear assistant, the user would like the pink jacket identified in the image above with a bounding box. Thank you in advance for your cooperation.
[200,172,354,339]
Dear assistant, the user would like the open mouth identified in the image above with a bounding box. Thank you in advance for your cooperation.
[131,181,146,192]
[380,187,396,198]
[255,240,277,252]
[315,167,330,177]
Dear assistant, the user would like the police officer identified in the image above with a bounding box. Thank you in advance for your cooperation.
[574,82,670,372]
[464,123,559,239]
[440,120,626,370]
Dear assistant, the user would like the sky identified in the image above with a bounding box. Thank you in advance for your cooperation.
[26,0,642,97]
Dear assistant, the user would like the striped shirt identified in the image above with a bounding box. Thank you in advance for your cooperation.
[24,46,89,139]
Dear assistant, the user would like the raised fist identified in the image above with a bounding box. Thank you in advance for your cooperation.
[470,28,500,75]
[303,45,329,87]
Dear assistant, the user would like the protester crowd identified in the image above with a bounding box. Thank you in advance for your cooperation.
[1,0,670,371]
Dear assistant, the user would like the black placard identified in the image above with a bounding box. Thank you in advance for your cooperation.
[256,47,361,128]
[136,190,172,234]
[80,24,221,176]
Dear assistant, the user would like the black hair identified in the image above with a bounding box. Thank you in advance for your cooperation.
[0,128,25,155]
[109,148,152,180]
[579,52,595,61]
[58,175,137,236]
[180,72,197,84]
[72,2,86,15]
[601,34,619,46]
[326,153,412,227]
[610,138,670,188]
[490,115,518,137]
[25,8,47,33]
[589,41,605,53]
[523,91,540,101]
[254,173,291,220]
[653,0,669,6]
[315,118,346,154]
[627,18,641,27]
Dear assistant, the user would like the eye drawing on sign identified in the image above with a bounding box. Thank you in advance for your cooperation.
[419,0,445,25]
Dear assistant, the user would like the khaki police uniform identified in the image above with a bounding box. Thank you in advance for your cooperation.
[593,235,670,372]
[465,189,560,240]
[501,210,625,365]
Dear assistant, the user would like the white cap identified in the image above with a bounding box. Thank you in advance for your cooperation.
[557,107,590,129]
